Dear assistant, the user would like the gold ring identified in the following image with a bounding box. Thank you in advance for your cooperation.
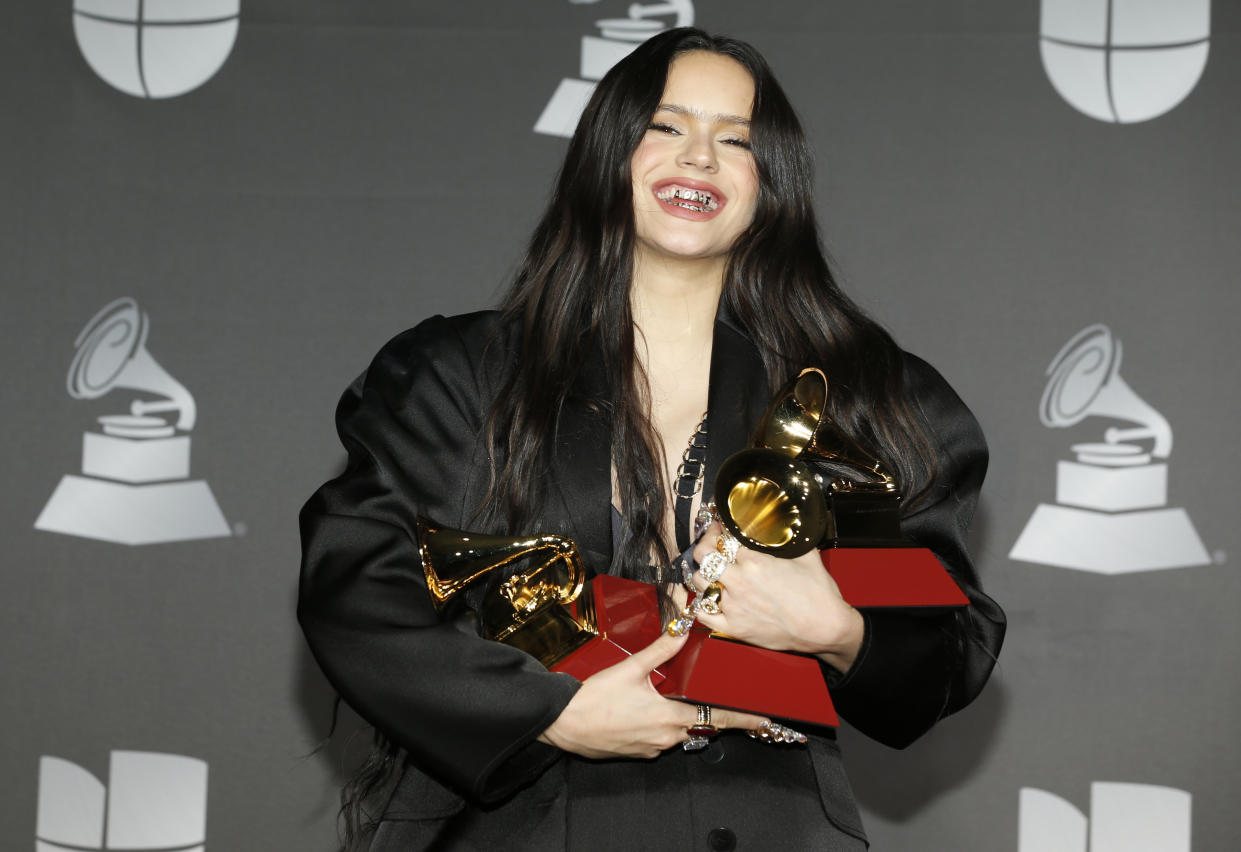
[699,581,724,616]
[683,704,717,751]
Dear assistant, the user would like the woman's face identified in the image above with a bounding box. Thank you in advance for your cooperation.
[630,51,759,269]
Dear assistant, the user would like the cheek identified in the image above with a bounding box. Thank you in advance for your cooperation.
[739,170,760,223]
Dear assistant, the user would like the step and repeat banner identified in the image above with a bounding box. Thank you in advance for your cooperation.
[4,2,1238,850]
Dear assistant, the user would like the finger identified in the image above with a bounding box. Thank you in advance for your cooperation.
[622,628,689,672]
[668,583,689,610]
[691,520,724,562]
[693,609,725,632]
[709,707,771,732]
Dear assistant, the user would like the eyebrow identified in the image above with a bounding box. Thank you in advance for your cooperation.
[655,103,752,128]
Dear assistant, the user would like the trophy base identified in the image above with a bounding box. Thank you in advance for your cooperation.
[1009,503,1210,573]
[657,630,838,728]
[35,475,230,545]
[823,547,969,608]
[552,575,666,683]
[503,606,599,671]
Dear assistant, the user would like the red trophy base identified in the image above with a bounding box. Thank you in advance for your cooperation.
[549,551,968,729]
[824,546,969,608]
[552,574,667,684]
[656,627,839,727]
[656,546,969,728]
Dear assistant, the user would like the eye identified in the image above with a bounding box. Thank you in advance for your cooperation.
[722,137,752,150]
[648,122,680,135]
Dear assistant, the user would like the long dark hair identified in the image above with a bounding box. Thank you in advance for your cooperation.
[482,28,936,577]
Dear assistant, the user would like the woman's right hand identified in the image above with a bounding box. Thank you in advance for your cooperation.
[537,630,770,759]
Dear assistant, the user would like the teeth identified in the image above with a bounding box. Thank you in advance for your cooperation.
[656,185,718,212]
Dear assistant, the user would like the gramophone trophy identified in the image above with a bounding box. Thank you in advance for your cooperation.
[534,1,695,137]
[714,366,970,605]
[34,298,230,545]
[1009,324,1208,572]
[654,367,970,727]
[416,519,665,682]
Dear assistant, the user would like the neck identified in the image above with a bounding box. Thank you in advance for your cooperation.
[630,253,725,348]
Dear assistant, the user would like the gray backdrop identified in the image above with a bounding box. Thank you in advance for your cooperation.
[5,2,1238,850]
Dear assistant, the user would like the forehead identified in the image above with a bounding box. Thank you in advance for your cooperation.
[658,51,755,123]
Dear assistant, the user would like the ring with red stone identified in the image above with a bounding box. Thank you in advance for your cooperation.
[683,704,717,751]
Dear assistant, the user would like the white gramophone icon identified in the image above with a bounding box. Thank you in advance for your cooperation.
[35,298,230,545]
[1009,324,1209,573]
[534,1,695,137]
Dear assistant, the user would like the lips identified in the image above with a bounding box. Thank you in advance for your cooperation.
[651,177,728,221]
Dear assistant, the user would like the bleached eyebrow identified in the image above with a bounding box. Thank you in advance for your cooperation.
[656,103,751,128]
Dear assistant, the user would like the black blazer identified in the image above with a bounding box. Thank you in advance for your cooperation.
[298,309,1005,849]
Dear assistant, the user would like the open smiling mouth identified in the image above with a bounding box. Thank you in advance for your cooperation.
[656,186,720,213]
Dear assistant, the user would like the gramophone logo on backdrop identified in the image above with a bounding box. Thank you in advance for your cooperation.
[34,298,230,546]
[535,0,695,137]
[1039,0,1209,123]
[73,0,240,98]
[1019,783,1191,852]
[1009,324,1209,573]
[37,750,208,852]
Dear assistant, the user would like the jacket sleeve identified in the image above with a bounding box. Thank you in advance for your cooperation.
[297,315,579,802]
[826,353,1006,748]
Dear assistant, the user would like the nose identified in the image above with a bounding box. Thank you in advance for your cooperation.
[678,132,718,173]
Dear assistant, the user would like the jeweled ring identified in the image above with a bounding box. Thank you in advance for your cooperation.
[716,529,740,562]
[699,550,729,584]
[698,581,724,616]
[746,720,808,745]
[695,502,718,536]
[679,557,697,593]
[683,705,717,751]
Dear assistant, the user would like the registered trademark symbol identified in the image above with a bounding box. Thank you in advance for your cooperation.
[233,521,248,537]
[1213,550,1227,565]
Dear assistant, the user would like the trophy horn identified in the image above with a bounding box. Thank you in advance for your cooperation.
[416,518,586,641]
[715,368,898,558]
[755,367,895,489]
[1040,324,1172,458]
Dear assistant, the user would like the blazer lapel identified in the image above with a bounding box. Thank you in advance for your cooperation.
[549,350,613,576]
[703,314,771,504]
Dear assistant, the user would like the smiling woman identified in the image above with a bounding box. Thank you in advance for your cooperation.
[298,27,1005,852]
[631,51,758,269]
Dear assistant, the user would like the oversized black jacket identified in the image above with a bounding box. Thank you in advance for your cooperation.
[298,309,1005,850]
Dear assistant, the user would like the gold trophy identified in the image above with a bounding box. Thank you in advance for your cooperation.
[713,367,968,606]
[654,368,969,728]
[417,519,663,677]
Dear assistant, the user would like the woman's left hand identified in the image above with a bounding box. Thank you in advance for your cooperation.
[686,521,865,672]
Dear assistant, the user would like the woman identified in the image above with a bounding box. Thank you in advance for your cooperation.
[299,28,1004,851]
